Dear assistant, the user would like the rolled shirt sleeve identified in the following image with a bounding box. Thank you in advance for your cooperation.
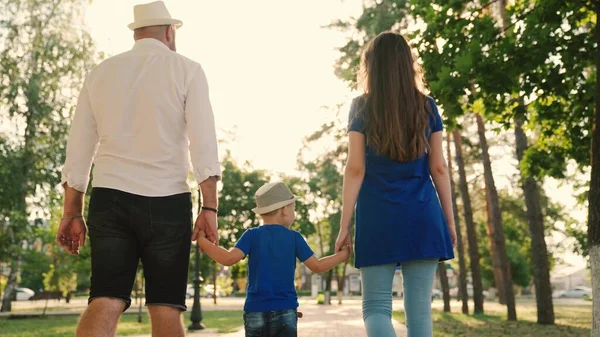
[185,65,221,184]
[60,79,99,193]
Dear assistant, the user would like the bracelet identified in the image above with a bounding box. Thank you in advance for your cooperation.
[201,206,218,214]
[61,215,83,221]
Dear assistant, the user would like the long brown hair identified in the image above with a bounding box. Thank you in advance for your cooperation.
[357,31,431,162]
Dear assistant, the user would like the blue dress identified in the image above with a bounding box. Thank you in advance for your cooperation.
[348,96,455,268]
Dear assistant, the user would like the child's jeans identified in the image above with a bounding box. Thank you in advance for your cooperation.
[361,259,439,337]
[243,309,297,337]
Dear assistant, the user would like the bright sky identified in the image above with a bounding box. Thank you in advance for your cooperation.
[85,0,362,176]
[83,0,587,268]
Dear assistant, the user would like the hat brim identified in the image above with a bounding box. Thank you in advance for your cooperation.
[252,197,298,215]
[128,18,183,31]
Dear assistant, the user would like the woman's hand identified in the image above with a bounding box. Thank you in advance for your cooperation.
[335,226,353,253]
[448,225,457,247]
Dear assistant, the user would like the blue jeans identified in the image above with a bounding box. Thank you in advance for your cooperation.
[361,259,439,337]
[243,309,297,337]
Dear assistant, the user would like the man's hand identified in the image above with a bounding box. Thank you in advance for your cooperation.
[56,216,87,255]
[192,210,218,244]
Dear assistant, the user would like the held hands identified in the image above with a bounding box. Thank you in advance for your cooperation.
[338,244,351,262]
[335,226,353,254]
[192,209,219,245]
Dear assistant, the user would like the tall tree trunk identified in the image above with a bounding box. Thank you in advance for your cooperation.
[213,262,218,305]
[475,114,517,321]
[515,117,555,324]
[438,262,451,312]
[589,2,600,334]
[337,261,348,305]
[1,258,20,312]
[485,190,506,304]
[497,0,548,323]
[447,133,469,314]
[325,270,333,305]
[452,129,484,314]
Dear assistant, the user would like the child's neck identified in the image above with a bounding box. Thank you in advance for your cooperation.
[262,222,291,229]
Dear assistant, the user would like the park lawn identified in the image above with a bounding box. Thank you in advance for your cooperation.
[393,304,591,337]
[0,310,243,337]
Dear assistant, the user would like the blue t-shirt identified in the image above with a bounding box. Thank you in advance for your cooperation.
[234,225,314,312]
[348,96,454,268]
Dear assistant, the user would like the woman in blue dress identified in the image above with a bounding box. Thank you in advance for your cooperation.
[335,31,456,337]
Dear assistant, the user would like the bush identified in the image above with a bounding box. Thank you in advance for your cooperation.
[316,293,325,305]
[297,290,311,297]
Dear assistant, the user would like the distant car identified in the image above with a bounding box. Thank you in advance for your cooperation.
[203,284,225,298]
[558,287,592,299]
[185,284,225,299]
[15,287,34,301]
[186,284,195,299]
[431,288,443,300]
[449,285,492,300]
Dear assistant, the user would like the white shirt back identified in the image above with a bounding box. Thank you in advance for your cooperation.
[61,38,220,197]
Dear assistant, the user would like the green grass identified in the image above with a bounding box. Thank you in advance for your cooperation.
[393,304,591,337]
[0,310,243,337]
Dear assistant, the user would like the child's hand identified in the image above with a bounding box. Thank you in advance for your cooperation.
[198,229,207,239]
[339,244,351,261]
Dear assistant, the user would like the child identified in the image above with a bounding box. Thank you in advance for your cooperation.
[197,181,350,337]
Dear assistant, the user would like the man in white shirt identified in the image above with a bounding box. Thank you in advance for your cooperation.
[55,2,220,336]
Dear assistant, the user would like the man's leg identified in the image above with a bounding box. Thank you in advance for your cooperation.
[147,305,185,337]
[80,188,139,337]
[76,298,125,337]
[139,192,192,336]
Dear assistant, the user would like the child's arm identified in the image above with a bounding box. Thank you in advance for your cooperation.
[303,246,350,274]
[198,230,245,266]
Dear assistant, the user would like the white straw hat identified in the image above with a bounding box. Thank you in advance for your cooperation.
[252,182,298,215]
[128,1,183,31]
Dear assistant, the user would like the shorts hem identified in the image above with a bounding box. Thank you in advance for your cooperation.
[89,295,131,312]
[146,302,187,311]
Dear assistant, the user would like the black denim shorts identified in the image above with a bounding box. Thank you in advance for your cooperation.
[87,187,192,311]
[243,309,298,337]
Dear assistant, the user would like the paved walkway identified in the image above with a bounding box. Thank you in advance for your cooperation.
[125,304,406,337]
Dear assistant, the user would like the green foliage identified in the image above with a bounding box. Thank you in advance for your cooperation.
[42,264,77,297]
[394,304,592,336]
[217,152,270,248]
[0,0,100,305]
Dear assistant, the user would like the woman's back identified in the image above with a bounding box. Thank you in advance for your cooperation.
[348,95,454,268]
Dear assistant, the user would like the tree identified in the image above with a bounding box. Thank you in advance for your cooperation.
[447,133,469,314]
[213,153,270,303]
[297,106,348,304]
[475,114,517,320]
[0,0,98,312]
[591,2,600,333]
[453,130,485,314]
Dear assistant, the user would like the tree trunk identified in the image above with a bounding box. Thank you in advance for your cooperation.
[1,258,20,312]
[438,263,451,312]
[337,261,348,305]
[213,262,218,305]
[515,117,555,325]
[447,133,469,314]
[589,2,600,334]
[475,114,517,321]
[485,189,506,304]
[325,269,333,305]
[452,129,484,314]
